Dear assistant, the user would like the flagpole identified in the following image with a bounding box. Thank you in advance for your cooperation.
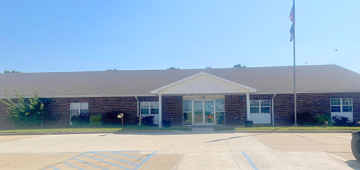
[293,0,298,126]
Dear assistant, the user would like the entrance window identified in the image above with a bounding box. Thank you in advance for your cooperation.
[215,99,225,125]
[183,100,192,125]
[250,100,270,114]
[182,99,225,125]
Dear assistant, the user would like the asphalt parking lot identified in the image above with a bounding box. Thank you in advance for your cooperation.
[0,129,359,170]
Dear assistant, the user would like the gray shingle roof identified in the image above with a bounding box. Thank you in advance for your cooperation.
[0,65,360,98]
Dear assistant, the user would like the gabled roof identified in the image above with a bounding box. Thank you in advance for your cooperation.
[151,72,257,94]
[0,65,360,98]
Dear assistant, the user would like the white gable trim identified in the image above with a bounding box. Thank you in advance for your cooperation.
[151,72,257,94]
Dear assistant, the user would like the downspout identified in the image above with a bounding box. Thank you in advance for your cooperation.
[271,93,277,127]
[135,96,140,128]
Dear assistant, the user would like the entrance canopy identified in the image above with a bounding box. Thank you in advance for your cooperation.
[151,72,257,95]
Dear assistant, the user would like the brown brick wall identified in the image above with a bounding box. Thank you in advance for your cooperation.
[138,96,158,102]
[43,97,138,126]
[0,101,9,127]
[274,92,360,125]
[225,95,247,125]
[162,96,183,126]
[2,93,360,127]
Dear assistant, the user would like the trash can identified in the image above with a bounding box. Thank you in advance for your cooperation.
[163,120,171,128]
[244,120,253,127]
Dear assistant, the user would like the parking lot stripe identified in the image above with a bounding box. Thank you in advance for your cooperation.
[50,167,60,170]
[89,152,138,166]
[133,151,156,170]
[63,162,83,170]
[73,158,109,170]
[111,151,142,160]
[327,153,348,162]
[141,151,156,162]
[82,154,132,170]
[242,151,258,170]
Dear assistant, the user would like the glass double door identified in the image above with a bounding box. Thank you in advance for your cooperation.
[193,100,215,124]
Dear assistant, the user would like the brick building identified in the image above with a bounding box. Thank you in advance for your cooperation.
[1,65,360,127]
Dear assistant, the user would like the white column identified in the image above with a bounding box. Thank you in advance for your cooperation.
[246,92,250,120]
[159,94,162,127]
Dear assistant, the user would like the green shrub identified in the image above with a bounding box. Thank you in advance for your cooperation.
[290,112,317,125]
[71,113,90,126]
[315,115,331,125]
[1,90,46,127]
[90,115,102,126]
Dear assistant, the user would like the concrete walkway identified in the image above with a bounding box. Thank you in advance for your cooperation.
[0,131,356,170]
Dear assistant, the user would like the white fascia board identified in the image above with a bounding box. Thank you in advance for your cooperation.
[254,89,360,95]
[151,71,257,94]
[0,94,155,99]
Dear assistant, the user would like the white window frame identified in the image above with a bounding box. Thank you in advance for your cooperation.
[330,98,353,113]
[70,102,89,125]
[140,101,159,116]
[250,100,271,114]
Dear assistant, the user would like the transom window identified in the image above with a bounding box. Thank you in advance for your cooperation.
[250,100,270,114]
[331,98,353,112]
[140,102,159,115]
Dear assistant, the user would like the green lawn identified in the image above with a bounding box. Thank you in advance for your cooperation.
[235,126,360,131]
[0,127,122,133]
[123,126,193,131]
[0,126,192,133]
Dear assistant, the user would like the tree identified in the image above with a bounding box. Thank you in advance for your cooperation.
[233,64,246,68]
[106,69,119,71]
[206,66,212,69]
[167,67,179,70]
[0,90,46,126]
[3,70,21,74]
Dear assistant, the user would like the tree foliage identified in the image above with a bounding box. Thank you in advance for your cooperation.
[106,69,119,71]
[0,70,22,75]
[167,67,179,70]
[233,64,246,68]
[0,90,46,126]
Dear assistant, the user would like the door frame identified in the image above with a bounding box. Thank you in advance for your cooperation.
[192,99,216,125]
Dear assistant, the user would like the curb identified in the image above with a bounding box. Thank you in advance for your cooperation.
[235,130,354,133]
[0,130,189,136]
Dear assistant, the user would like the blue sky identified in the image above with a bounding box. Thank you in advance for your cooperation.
[1,0,360,73]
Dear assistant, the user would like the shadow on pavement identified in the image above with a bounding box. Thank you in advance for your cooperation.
[345,160,360,170]
[204,134,265,143]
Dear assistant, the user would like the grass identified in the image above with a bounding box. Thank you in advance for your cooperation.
[123,126,193,131]
[0,127,122,133]
[0,125,192,133]
[235,126,360,131]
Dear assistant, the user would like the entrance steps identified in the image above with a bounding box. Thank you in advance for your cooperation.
[191,127,214,133]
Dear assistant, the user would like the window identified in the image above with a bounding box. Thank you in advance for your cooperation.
[70,103,89,125]
[140,102,159,116]
[183,100,192,125]
[70,103,88,116]
[250,100,270,114]
[331,98,352,112]
[215,99,225,125]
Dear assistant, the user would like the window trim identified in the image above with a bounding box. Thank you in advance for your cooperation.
[70,102,89,125]
[140,101,159,116]
[250,100,271,114]
[330,98,353,113]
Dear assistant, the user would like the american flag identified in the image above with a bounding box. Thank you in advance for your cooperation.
[290,25,294,42]
[289,1,295,25]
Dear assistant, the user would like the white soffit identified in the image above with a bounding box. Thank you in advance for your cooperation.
[151,72,257,94]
